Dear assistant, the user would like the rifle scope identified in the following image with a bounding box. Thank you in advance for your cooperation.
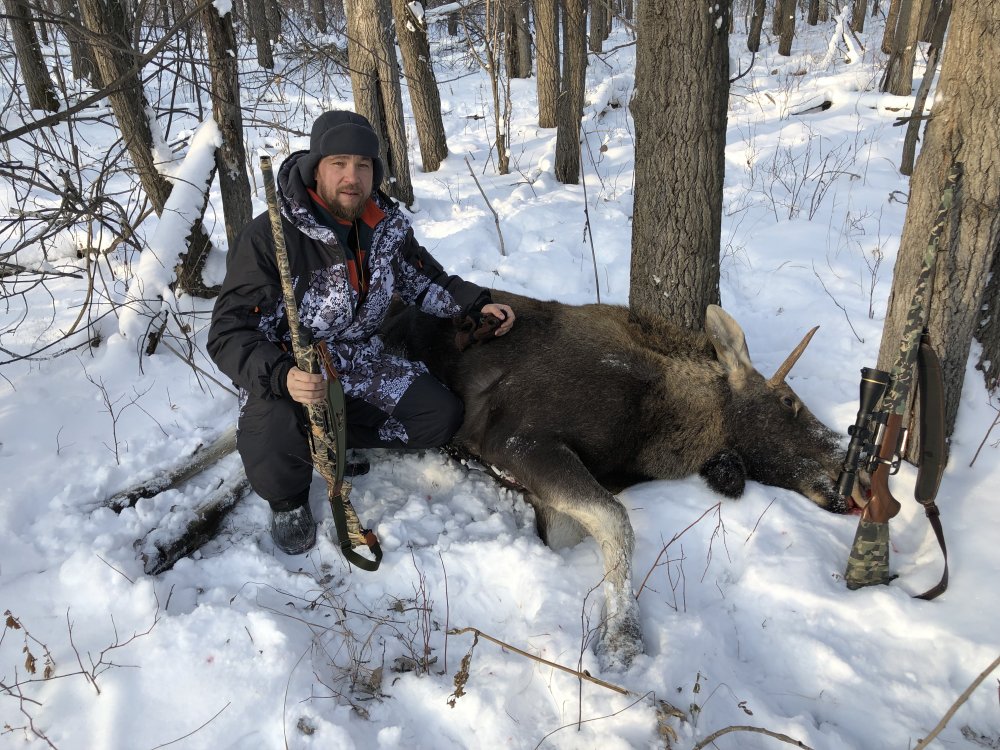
[836,367,892,499]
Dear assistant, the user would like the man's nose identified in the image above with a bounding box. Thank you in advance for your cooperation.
[343,163,361,182]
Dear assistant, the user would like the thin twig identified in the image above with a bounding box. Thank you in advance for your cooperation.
[447,627,629,696]
[158,334,238,397]
[969,402,1000,467]
[534,690,654,750]
[636,502,721,599]
[812,261,863,343]
[692,724,816,750]
[464,155,506,256]
[148,702,231,749]
[912,654,1000,750]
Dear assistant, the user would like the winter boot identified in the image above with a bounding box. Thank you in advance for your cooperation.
[270,502,317,555]
[344,450,370,477]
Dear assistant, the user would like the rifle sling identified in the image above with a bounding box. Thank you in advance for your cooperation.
[914,332,947,600]
[321,346,382,572]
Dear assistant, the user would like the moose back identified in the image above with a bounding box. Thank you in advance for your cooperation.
[382,291,856,668]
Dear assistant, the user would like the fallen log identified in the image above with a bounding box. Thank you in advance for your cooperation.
[137,465,251,575]
[105,427,238,512]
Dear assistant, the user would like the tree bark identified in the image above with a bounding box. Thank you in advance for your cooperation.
[515,0,532,78]
[79,0,217,296]
[877,0,1000,454]
[975,241,1000,394]
[881,0,902,54]
[629,0,727,329]
[345,0,414,205]
[554,0,585,184]
[589,0,608,53]
[808,0,819,26]
[747,0,765,53]
[851,0,868,32]
[5,0,60,111]
[504,0,531,79]
[777,0,796,57]
[900,0,948,175]
[78,0,170,211]
[311,0,327,33]
[56,0,98,82]
[882,0,926,95]
[244,0,274,68]
[535,0,560,128]
[202,2,253,250]
[390,0,448,172]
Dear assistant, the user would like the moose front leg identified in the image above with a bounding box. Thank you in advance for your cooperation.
[485,436,643,670]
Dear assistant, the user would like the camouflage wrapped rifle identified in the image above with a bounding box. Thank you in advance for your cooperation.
[260,154,382,571]
[837,163,958,599]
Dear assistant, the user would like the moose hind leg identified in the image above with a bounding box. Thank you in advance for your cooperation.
[495,438,643,669]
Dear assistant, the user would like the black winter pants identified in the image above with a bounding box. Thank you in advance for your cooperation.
[237,373,464,511]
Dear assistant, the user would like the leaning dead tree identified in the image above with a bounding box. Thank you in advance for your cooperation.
[78,0,218,296]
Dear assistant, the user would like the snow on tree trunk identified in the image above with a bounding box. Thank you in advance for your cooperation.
[119,119,222,342]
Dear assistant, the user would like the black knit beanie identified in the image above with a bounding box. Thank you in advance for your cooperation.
[296,110,384,189]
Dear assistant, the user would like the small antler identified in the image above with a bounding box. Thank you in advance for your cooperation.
[768,326,819,386]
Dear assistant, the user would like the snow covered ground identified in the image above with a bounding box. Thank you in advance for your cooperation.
[2,13,998,750]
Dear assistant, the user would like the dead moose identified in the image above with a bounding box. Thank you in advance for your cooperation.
[382,290,863,669]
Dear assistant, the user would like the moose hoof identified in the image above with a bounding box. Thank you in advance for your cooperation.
[596,614,644,671]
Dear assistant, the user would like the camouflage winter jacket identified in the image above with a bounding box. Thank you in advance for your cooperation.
[207,152,490,441]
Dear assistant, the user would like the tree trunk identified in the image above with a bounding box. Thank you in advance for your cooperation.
[881,0,902,54]
[629,0,727,329]
[56,0,98,82]
[5,0,60,112]
[882,0,926,95]
[503,0,531,79]
[808,0,819,26]
[899,0,948,175]
[920,0,950,42]
[78,0,171,211]
[245,0,275,68]
[310,0,327,33]
[390,0,448,172]
[265,0,281,41]
[345,0,414,205]
[589,0,608,53]
[975,241,1000,394]
[535,0,560,128]
[851,0,867,32]
[748,0,765,52]
[554,0,586,184]
[777,0,796,56]
[516,0,532,78]
[818,0,828,21]
[877,0,1000,456]
[79,0,217,296]
[202,2,253,250]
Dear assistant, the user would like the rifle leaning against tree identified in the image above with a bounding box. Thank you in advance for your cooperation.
[837,163,959,600]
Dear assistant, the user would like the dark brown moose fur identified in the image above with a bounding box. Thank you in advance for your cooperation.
[382,291,851,668]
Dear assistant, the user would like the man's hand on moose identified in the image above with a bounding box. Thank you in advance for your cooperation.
[286,367,326,404]
[482,303,516,335]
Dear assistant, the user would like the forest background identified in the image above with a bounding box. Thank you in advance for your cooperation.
[1,0,999,748]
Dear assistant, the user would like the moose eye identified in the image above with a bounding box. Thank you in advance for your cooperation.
[781,395,796,409]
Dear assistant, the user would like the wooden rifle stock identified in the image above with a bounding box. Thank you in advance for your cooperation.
[864,413,903,525]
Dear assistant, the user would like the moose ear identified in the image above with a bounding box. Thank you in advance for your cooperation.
[705,305,753,375]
